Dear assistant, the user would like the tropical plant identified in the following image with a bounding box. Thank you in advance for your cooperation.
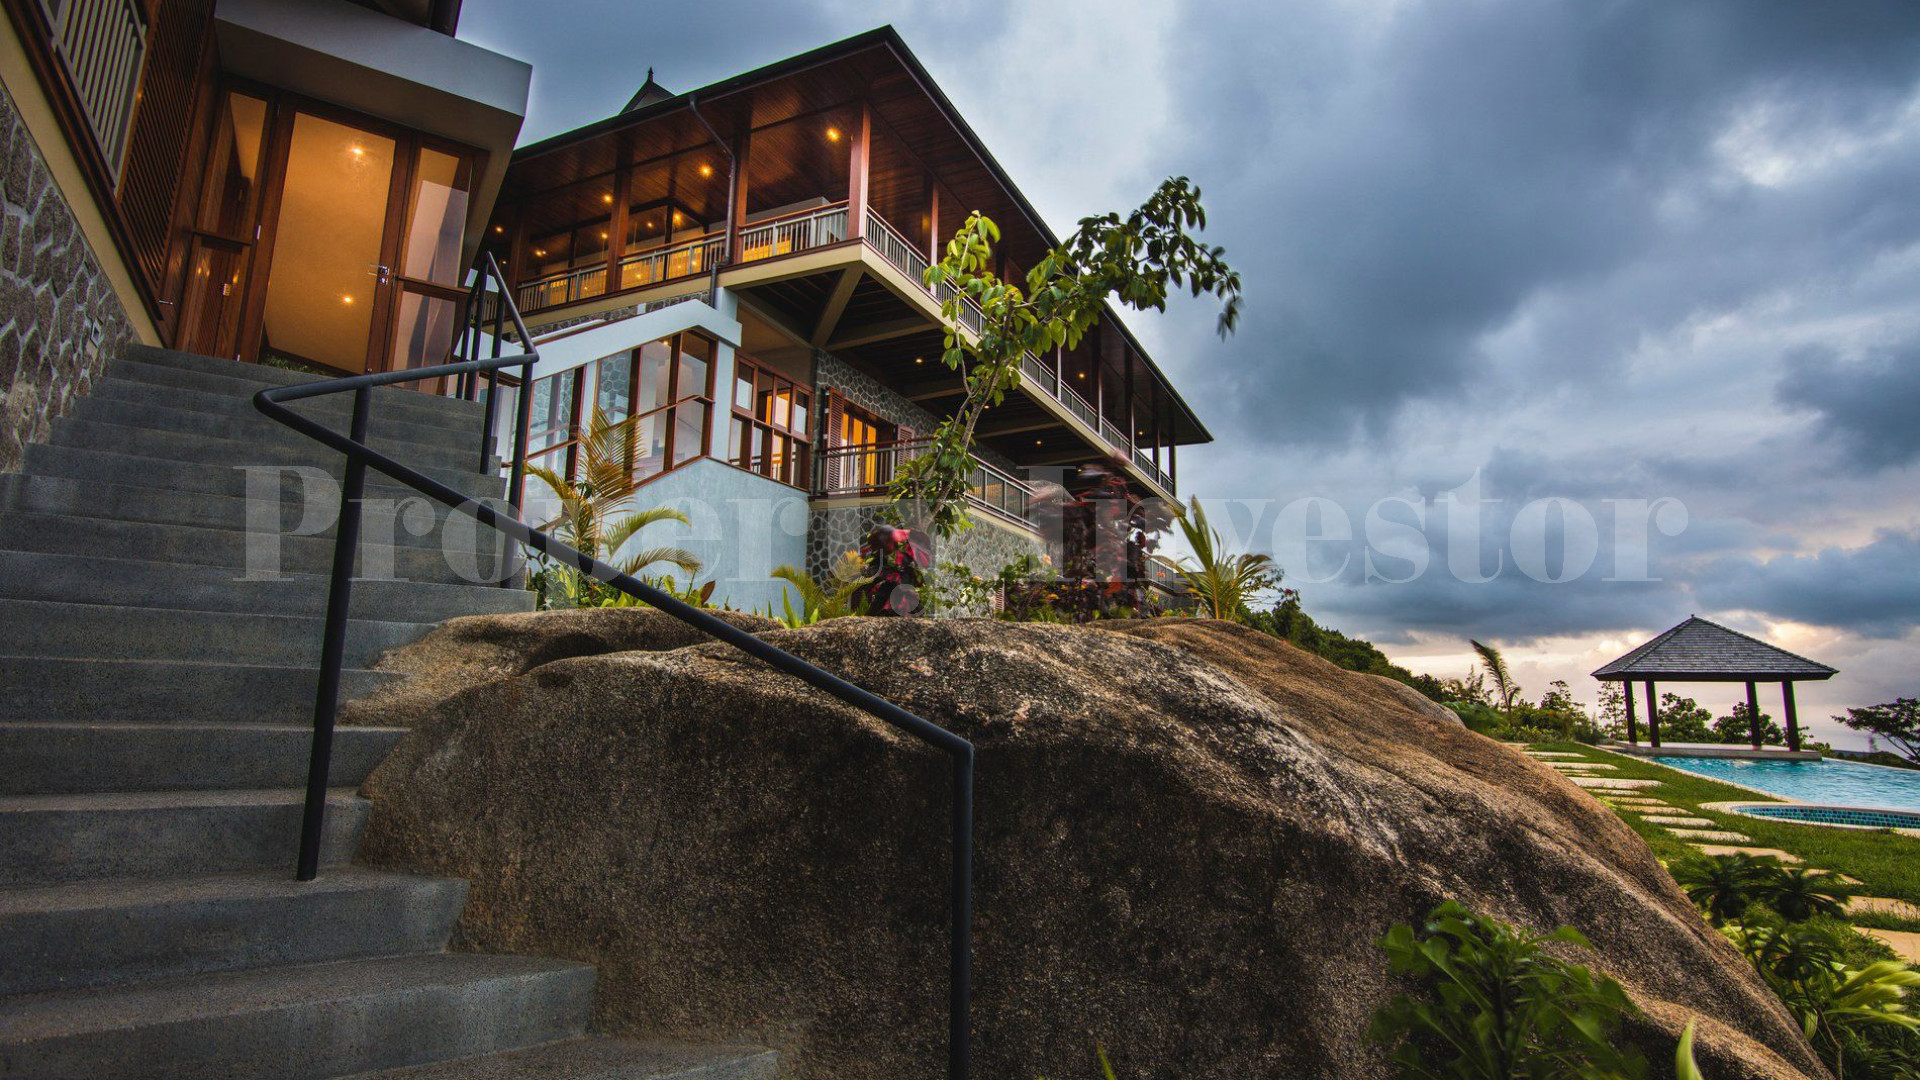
[1469,640,1523,719]
[1672,853,1780,925]
[1760,867,1849,923]
[1675,1021,1703,1080]
[890,179,1241,538]
[1167,496,1280,622]
[1370,901,1646,1079]
[765,558,865,628]
[524,407,701,608]
[850,525,931,617]
[1728,919,1920,1075]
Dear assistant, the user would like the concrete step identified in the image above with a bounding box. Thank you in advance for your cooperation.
[0,789,368,887]
[0,550,533,621]
[0,951,594,1080]
[359,1039,780,1079]
[46,416,502,497]
[91,377,488,455]
[0,473,514,555]
[119,346,488,421]
[0,599,430,667]
[0,723,404,796]
[0,657,402,724]
[72,395,497,474]
[0,512,516,587]
[23,441,507,504]
[0,868,466,996]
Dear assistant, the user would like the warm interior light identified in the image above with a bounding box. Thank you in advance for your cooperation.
[492,224,504,234]
[347,145,364,157]
[602,193,614,204]
[826,126,842,142]
[1077,371,1087,379]
[599,231,609,240]
[672,212,683,224]
[534,248,547,257]
[340,294,354,305]
[699,163,713,177]
[914,357,924,364]
[1034,438,1043,446]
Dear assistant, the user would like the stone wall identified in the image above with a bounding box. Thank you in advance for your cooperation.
[812,350,1016,472]
[805,501,1045,616]
[0,79,136,473]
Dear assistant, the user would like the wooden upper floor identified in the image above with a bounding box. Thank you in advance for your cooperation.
[483,28,1207,500]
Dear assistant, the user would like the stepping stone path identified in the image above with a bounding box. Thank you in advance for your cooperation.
[1692,844,1802,864]
[1546,761,1617,771]
[1642,815,1714,827]
[1670,829,1752,843]
[1568,777,1662,790]
[1865,929,1920,964]
[1847,896,1920,921]
[1525,751,1584,759]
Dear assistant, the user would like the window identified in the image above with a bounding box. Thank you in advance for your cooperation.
[825,397,897,490]
[729,356,812,488]
[523,331,716,498]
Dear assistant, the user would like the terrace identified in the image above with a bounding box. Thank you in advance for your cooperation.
[483,30,1202,501]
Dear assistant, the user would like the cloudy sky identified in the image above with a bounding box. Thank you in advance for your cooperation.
[460,0,1920,749]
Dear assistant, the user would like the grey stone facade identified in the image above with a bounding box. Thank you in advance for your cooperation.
[0,80,137,474]
[812,350,1017,472]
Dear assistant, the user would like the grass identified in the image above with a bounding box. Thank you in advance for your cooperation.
[1527,742,1920,938]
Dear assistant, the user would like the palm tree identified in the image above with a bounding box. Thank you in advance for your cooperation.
[526,406,701,606]
[1172,497,1280,622]
[1672,853,1780,924]
[1469,640,1523,719]
[1758,867,1848,923]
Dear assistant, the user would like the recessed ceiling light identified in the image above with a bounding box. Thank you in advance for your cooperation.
[340,294,354,305]
[826,126,842,142]
[492,224,504,234]
[602,193,614,204]
[534,248,547,257]
[699,163,713,177]
[347,145,364,157]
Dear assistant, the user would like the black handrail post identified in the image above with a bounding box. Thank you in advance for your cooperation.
[294,385,371,882]
[950,748,973,1080]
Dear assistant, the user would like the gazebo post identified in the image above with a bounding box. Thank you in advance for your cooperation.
[1745,680,1761,750]
[1644,680,1661,749]
[1782,682,1801,753]
[1622,680,1638,744]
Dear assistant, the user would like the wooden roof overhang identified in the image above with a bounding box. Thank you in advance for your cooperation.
[497,26,1211,447]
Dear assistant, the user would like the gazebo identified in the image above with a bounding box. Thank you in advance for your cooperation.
[1592,615,1837,753]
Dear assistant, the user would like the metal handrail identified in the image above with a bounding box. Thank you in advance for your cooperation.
[252,251,974,1080]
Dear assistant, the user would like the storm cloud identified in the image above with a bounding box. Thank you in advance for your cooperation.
[459,0,1920,742]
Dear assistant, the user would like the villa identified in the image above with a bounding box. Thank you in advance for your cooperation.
[474,28,1207,607]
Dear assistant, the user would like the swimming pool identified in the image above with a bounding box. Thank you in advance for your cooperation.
[1734,804,1920,830]
[1653,755,1920,812]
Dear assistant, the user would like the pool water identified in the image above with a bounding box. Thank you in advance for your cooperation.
[1653,756,1920,812]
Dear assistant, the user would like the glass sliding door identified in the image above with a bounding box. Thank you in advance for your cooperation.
[389,146,473,376]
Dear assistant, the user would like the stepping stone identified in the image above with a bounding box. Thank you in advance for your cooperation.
[1608,799,1673,808]
[1670,829,1752,843]
[1864,929,1920,963]
[1546,761,1616,770]
[1525,751,1583,759]
[1847,896,1920,921]
[1569,777,1662,790]
[1642,815,1714,827]
[1834,874,1864,886]
[1691,844,1801,864]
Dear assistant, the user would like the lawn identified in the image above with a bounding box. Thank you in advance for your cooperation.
[1527,742,1920,938]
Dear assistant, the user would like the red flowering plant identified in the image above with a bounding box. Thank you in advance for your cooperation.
[852,524,933,617]
[1007,461,1176,622]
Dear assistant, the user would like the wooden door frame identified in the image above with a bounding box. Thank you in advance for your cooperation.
[226,80,482,374]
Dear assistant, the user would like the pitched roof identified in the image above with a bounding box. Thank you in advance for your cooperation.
[1592,616,1838,681]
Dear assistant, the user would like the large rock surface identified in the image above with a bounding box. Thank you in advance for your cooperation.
[355,612,1827,1079]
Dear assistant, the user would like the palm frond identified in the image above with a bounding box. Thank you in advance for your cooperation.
[603,504,692,558]
[1470,639,1519,713]
[615,546,703,578]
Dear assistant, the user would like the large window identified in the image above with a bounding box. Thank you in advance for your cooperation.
[728,357,811,488]
[518,331,715,515]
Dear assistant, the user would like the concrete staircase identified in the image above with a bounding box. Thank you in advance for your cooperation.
[0,348,775,1079]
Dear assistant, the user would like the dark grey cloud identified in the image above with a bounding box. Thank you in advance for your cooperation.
[1693,529,1920,638]
[1778,344,1920,469]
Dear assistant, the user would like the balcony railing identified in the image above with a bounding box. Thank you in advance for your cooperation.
[621,235,725,291]
[739,203,850,263]
[817,438,1037,529]
[39,0,146,180]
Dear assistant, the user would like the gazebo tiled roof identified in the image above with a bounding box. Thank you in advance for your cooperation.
[1592,615,1837,682]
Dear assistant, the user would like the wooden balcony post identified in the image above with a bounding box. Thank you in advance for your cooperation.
[608,164,632,292]
[726,133,749,264]
[927,174,940,263]
[848,103,871,240]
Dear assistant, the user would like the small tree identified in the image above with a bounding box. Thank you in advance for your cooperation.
[1712,702,1784,746]
[1597,682,1628,739]
[1657,692,1715,742]
[1836,698,1920,765]
[891,179,1241,539]
[1171,496,1280,622]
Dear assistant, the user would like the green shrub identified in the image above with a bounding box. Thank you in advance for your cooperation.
[1371,902,1646,1079]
